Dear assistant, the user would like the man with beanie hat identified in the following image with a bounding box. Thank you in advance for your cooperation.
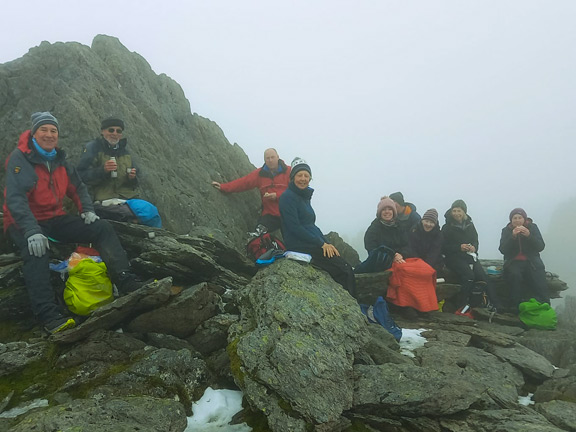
[4,112,144,334]
[389,191,421,234]
[77,118,137,205]
[212,148,291,233]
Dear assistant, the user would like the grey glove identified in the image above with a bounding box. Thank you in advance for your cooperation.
[27,233,50,257]
[81,211,100,225]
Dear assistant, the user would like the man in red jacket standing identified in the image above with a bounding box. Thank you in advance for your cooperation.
[212,148,290,233]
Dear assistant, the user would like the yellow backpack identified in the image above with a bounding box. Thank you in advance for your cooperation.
[64,258,113,316]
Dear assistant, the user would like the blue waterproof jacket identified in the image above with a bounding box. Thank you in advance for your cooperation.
[279,182,326,251]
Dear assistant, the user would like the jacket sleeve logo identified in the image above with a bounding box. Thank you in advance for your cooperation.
[14,166,21,174]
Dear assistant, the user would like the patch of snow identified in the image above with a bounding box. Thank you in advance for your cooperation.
[0,399,48,418]
[518,393,535,406]
[400,328,428,357]
[186,387,251,431]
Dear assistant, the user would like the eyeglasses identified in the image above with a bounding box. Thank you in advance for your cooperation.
[107,128,123,134]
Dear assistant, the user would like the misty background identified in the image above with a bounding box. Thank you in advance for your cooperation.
[2,1,575,294]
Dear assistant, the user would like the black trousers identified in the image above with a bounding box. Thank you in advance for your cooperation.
[8,215,130,323]
[505,260,549,307]
[445,254,498,308]
[257,214,282,233]
[299,246,356,297]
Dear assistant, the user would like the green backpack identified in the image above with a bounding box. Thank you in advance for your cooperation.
[518,298,557,330]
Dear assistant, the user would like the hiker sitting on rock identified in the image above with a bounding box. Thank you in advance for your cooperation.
[279,157,356,296]
[389,192,421,235]
[4,112,144,335]
[408,208,444,273]
[77,117,161,227]
[499,208,549,309]
[212,148,290,234]
[441,199,498,317]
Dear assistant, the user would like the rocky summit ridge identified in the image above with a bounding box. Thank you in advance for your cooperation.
[0,36,576,431]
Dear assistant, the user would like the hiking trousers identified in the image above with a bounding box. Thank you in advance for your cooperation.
[445,254,499,308]
[300,246,356,297]
[505,260,549,307]
[8,215,130,323]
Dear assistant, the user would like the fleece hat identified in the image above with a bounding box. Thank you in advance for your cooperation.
[290,157,312,180]
[101,117,125,130]
[509,207,528,222]
[389,192,405,206]
[31,112,59,136]
[376,196,397,219]
[422,208,439,225]
[451,199,467,214]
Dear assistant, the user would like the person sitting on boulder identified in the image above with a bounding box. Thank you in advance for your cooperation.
[441,199,497,316]
[389,192,421,234]
[4,112,144,334]
[364,197,437,314]
[499,208,549,309]
[212,148,290,234]
[279,157,355,296]
[77,117,161,227]
[408,208,444,273]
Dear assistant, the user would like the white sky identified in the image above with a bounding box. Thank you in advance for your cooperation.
[2,0,576,261]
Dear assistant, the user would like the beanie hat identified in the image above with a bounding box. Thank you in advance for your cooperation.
[422,208,439,225]
[376,196,397,219]
[101,117,125,130]
[389,192,405,206]
[509,207,527,222]
[31,112,59,136]
[290,157,311,180]
[451,199,467,214]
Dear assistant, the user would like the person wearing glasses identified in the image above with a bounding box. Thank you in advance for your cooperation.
[78,117,160,227]
[4,112,144,334]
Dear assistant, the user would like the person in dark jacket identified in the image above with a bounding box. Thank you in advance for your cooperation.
[441,199,497,315]
[279,157,355,296]
[4,112,143,334]
[77,117,161,226]
[389,192,421,234]
[212,148,290,233]
[409,208,444,272]
[364,196,412,261]
[499,208,549,308]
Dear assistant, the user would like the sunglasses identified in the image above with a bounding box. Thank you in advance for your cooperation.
[107,128,123,134]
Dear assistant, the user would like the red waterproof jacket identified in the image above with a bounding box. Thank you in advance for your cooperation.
[220,160,291,217]
[3,131,94,237]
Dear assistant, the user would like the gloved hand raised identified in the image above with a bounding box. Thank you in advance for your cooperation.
[27,233,50,257]
[81,212,100,225]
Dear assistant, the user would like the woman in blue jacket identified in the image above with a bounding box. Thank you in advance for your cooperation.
[499,208,549,308]
[279,158,355,296]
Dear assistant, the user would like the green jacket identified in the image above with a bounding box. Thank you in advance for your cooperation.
[77,137,140,202]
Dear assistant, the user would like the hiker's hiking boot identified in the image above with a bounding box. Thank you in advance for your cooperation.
[44,316,76,335]
[115,271,145,296]
[454,305,474,320]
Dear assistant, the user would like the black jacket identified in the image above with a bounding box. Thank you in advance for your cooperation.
[498,220,545,270]
[409,223,443,271]
[364,218,412,257]
[441,210,479,258]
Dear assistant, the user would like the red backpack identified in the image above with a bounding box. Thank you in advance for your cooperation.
[246,233,286,261]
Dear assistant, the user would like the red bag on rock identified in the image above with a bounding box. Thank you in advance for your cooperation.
[386,258,438,312]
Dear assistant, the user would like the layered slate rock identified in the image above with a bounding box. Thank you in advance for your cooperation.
[229,259,370,431]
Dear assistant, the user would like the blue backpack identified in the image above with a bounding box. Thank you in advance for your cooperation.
[126,199,162,228]
[355,245,395,274]
[360,296,402,341]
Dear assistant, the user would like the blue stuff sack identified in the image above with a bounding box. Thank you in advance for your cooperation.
[126,199,162,228]
[360,296,402,341]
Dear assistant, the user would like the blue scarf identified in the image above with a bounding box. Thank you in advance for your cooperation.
[32,138,57,161]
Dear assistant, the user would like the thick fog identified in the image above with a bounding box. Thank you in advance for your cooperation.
[2,1,575,287]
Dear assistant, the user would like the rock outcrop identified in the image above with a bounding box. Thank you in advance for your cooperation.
[0,35,262,249]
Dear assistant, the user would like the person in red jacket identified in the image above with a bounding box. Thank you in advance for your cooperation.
[4,112,143,335]
[211,148,290,233]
